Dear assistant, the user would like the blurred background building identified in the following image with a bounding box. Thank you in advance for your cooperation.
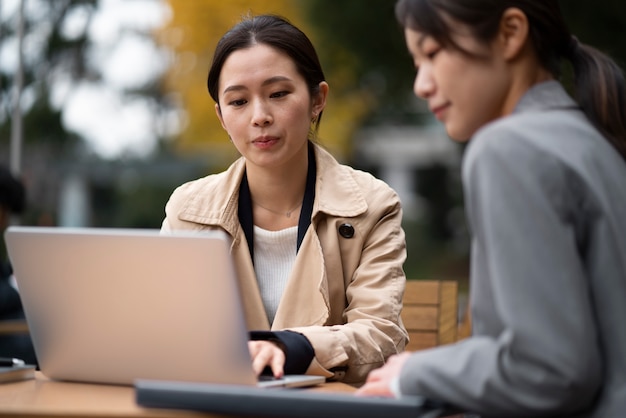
[1,0,624,283]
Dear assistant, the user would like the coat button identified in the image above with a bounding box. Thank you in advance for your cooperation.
[338,223,354,238]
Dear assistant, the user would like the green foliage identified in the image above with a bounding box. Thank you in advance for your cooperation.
[304,0,420,125]
[562,0,626,68]
[90,179,178,229]
[85,153,210,228]
[402,218,469,281]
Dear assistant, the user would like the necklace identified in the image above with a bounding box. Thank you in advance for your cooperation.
[253,201,302,218]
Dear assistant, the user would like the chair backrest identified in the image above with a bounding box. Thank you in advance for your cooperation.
[0,319,29,335]
[402,280,459,351]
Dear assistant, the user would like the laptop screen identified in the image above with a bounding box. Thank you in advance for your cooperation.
[5,226,258,386]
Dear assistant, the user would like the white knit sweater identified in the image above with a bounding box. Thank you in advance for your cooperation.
[253,225,298,325]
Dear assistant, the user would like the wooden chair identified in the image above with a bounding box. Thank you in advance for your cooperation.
[402,280,459,351]
[0,319,29,336]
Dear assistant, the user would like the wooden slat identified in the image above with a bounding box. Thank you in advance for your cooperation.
[403,280,440,305]
[438,281,458,345]
[406,331,438,351]
[402,280,459,351]
[401,306,438,330]
[0,319,29,335]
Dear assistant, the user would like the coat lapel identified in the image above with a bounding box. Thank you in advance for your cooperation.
[271,231,329,329]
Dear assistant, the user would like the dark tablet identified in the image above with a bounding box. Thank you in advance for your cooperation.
[135,379,450,418]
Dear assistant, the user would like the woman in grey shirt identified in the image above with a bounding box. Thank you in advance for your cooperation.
[357,1,626,417]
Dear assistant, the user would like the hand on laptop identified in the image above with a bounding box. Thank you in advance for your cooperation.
[248,340,286,378]
[355,352,411,398]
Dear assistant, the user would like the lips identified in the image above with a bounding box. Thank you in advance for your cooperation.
[430,103,450,120]
[252,135,279,149]
[253,135,278,143]
[430,103,450,115]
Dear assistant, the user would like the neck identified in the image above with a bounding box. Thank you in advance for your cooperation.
[246,147,309,214]
[501,47,554,116]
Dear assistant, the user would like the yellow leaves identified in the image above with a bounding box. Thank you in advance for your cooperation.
[158,1,366,165]
[319,88,372,161]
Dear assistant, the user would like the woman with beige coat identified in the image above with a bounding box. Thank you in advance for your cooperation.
[161,14,408,385]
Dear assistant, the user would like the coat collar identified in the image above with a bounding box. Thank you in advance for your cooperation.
[313,144,368,217]
[513,80,579,115]
[174,158,245,237]
[175,143,369,230]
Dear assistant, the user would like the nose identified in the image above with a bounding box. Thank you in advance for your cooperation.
[413,65,434,99]
[251,100,273,127]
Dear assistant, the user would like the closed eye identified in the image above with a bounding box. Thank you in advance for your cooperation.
[228,98,247,107]
[270,91,289,99]
[412,48,439,73]
[426,49,440,60]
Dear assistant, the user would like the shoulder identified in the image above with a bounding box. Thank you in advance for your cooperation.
[314,145,400,216]
[467,80,600,168]
[350,166,400,202]
[168,171,226,203]
[165,158,244,214]
[465,107,595,180]
[461,107,626,228]
[465,104,619,184]
[316,144,397,195]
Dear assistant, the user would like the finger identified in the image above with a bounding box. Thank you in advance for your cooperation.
[249,340,267,354]
[251,347,272,376]
[354,381,394,398]
[248,341,260,356]
[269,349,285,378]
[364,367,385,383]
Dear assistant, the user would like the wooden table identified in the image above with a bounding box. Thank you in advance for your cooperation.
[0,372,356,418]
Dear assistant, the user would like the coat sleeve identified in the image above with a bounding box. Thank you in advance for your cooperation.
[289,182,409,384]
[397,127,602,416]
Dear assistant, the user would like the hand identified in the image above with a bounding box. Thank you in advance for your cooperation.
[355,352,412,398]
[248,340,286,378]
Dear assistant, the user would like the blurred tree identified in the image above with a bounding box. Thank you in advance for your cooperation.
[304,0,421,126]
[0,0,98,151]
[158,0,372,165]
[0,0,180,228]
[561,0,626,68]
[0,0,99,224]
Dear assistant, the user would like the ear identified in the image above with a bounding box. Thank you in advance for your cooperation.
[498,8,529,61]
[312,81,329,116]
[215,103,227,131]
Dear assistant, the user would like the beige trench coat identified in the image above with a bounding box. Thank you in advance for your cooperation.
[161,144,408,384]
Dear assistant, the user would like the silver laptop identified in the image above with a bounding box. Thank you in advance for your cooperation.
[4,226,324,388]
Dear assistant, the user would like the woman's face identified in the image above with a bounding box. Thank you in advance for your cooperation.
[215,43,327,170]
[404,26,512,141]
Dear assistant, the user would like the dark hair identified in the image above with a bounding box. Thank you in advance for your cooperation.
[395,0,626,161]
[207,14,326,133]
[0,166,25,214]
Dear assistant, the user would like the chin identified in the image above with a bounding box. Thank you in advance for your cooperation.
[446,128,472,143]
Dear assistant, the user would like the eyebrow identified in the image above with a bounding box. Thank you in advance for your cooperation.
[416,34,428,50]
[222,76,294,95]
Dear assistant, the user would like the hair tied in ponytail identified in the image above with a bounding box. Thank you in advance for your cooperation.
[567,35,580,58]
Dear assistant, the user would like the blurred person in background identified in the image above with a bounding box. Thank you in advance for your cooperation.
[0,166,37,365]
